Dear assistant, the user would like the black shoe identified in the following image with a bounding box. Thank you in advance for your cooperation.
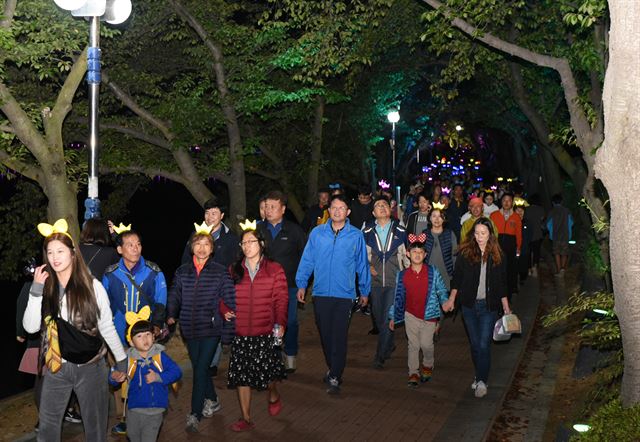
[372,359,384,370]
[326,377,341,395]
[368,328,379,335]
[64,409,82,424]
[208,365,218,377]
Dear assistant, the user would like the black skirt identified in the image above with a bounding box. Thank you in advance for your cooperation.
[227,335,286,390]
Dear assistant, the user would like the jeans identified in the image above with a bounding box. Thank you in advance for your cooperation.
[462,300,498,384]
[38,359,109,442]
[370,286,395,362]
[313,296,354,380]
[284,288,299,356]
[186,336,220,418]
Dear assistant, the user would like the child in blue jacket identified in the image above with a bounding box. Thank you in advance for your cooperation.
[110,307,182,442]
[389,239,450,388]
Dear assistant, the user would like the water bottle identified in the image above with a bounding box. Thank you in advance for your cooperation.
[272,324,283,347]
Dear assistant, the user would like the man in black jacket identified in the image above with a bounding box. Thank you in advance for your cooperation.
[181,196,240,268]
[257,190,307,373]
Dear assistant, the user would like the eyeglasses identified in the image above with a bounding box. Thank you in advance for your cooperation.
[329,206,348,212]
[239,239,259,246]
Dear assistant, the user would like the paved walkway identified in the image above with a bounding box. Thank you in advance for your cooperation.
[19,277,540,442]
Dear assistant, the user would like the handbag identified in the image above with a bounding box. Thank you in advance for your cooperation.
[56,318,103,364]
[502,313,522,334]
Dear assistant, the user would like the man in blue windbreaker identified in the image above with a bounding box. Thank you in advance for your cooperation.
[296,194,371,395]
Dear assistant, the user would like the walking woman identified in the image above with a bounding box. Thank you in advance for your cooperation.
[442,217,511,398]
[22,219,128,442]
[226,223,288,432]
[167,224,236,433]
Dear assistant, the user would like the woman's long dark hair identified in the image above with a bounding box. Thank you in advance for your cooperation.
[458,217,502,265]
[42,233,99,330]
[230,230,267,284]
[80,218,111,246]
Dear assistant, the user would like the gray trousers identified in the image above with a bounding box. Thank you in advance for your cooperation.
[127,409,164,442]
[38,359,109,442]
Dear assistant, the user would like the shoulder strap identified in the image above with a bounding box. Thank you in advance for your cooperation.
[124,272,154,306]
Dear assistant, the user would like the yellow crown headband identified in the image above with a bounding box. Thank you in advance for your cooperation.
[514,197,529,207]
[194,221,214,235]
[239,219,257,231]
[432,202,446,210]
[113,223,132,234]
[37,218,72,240]
[125,305,151,343]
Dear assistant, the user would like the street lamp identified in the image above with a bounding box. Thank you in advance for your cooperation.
[53,0,132,220]
[387,110,400,187]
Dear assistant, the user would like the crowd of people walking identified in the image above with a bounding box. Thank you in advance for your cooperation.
[15,170,574,440]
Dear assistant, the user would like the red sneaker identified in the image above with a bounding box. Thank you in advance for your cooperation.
[230,419,255,432]
[268,397,282,416]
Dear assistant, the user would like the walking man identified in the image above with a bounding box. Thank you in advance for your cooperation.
[257,190,306,373]
[296,194,371,394]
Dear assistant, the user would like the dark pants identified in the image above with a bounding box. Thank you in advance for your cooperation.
[499,234,518,297]
[462,300,498,384]
[313,296,354,381]
[529,239,542,267]
[185,336,220,419]
[370,286,395,362]
[284,288,299,356]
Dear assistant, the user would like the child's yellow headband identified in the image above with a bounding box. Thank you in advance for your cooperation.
[125,306,151,343]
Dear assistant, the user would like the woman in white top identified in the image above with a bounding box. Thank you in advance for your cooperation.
[23,219,127,442]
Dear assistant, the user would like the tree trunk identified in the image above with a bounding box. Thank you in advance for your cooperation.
[595,0,640,407]
[170,0,247,223]
[42,172,80,240]
[172,148,214,205]
[308,95,325,206]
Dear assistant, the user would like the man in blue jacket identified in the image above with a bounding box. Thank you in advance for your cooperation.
[296,194,371,395]
[363,195,408,369]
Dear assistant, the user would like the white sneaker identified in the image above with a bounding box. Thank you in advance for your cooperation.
[286,355,297,372]
[202,398,221,417]
[474,381,488,398]
[186,414,199,432]
[471,379,478,390]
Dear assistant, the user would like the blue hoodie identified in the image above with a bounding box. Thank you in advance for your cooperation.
[296,219,371,299]
[109,343,182,411]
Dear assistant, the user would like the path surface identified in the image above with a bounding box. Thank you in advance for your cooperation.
[14,278,540,442]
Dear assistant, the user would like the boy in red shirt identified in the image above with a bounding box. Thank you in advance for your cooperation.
[389,235,452,387]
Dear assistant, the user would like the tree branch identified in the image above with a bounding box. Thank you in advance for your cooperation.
[1,0,17,29]
[0,149,43,183]
[102,73,174,141]
[0,82,50,163]
[0,123,14,133]
[100,165,186,184]
[100,122,172,149]
[421,0,599,153]
[45,48,88,149]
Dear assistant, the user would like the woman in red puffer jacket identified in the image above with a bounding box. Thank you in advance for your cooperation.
[224,226,288,432]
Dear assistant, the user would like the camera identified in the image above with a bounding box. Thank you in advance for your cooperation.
[23,258,37,277]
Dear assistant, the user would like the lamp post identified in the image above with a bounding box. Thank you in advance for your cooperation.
[53,0,132,221]
[387,110,400,187]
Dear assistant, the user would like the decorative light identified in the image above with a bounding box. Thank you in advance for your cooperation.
[387,110,400,124]
[104,0,132,24]
[54,0,88,10]
[455,125,463,131]
[593,308,608,315]
[378,179,390,190]
[573,424,591,433]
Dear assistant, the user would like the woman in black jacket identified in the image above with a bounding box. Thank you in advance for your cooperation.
[167,230,236,433]
[443,217,511,398]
